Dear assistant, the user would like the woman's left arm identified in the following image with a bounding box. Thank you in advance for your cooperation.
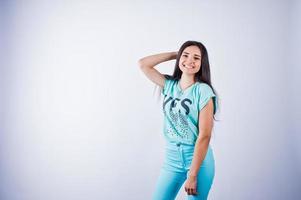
[184,98,214,195]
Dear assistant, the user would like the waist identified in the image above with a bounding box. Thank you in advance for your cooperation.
[165,140,212,151]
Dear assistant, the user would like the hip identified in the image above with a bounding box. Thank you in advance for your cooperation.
[162,141,215,172]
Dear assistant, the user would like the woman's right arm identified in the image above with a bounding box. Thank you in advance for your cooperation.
[138,52,177,88]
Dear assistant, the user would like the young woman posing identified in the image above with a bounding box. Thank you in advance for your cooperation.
[139,41,218,200]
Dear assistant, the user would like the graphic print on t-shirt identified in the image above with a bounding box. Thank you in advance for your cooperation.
[163,94,192,140]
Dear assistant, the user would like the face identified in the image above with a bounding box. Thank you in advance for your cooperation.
[179,45,202,75]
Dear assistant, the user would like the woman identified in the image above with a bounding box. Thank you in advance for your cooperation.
[139,40,218,200]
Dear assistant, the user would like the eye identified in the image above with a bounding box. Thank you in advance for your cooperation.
[194,57,200,60]
[182,54,188,57]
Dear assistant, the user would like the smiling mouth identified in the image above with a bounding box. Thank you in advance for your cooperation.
[183,65,195,69]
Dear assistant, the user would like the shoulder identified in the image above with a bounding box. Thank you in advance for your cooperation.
[163,75,177,86]
[196,82,214,95]
[196,82,218,114]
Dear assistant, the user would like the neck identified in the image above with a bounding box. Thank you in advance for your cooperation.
[179,73,196,88]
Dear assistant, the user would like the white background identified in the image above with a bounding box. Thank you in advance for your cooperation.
[1,0,300,199]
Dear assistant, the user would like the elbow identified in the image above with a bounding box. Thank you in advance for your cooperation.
[138,59,145,69]
[196,133,211,143]
[138,58,151,70]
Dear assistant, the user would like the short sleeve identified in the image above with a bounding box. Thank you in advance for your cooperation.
[161,75,174,95]
[198,83,218,114]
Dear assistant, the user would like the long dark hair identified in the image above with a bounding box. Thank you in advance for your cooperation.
[156,40,219,116]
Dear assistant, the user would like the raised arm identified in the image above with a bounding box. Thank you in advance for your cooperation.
[138,52,177,88]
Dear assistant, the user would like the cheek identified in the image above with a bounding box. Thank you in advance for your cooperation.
[195,63,201,70]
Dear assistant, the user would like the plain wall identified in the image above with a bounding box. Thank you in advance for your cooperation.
[288,0,301,181]
[1,0,300,199]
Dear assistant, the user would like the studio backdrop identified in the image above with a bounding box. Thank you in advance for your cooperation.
[1,0,300,199]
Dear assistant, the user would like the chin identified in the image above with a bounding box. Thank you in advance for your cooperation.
[180,68,197,73]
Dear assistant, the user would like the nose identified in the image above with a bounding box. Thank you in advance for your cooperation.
[187,57,194,64]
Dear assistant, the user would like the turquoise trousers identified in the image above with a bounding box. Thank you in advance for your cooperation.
[152,141,215,200]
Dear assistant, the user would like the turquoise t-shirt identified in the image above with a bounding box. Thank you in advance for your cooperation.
[161,77,217,145]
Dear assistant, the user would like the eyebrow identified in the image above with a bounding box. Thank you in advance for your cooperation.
[183,51,201,57]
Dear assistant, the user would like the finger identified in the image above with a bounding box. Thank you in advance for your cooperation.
[186,188,190,195]
[189,188,195,195]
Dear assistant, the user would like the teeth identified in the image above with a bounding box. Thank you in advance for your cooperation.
[184,65,194,69]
